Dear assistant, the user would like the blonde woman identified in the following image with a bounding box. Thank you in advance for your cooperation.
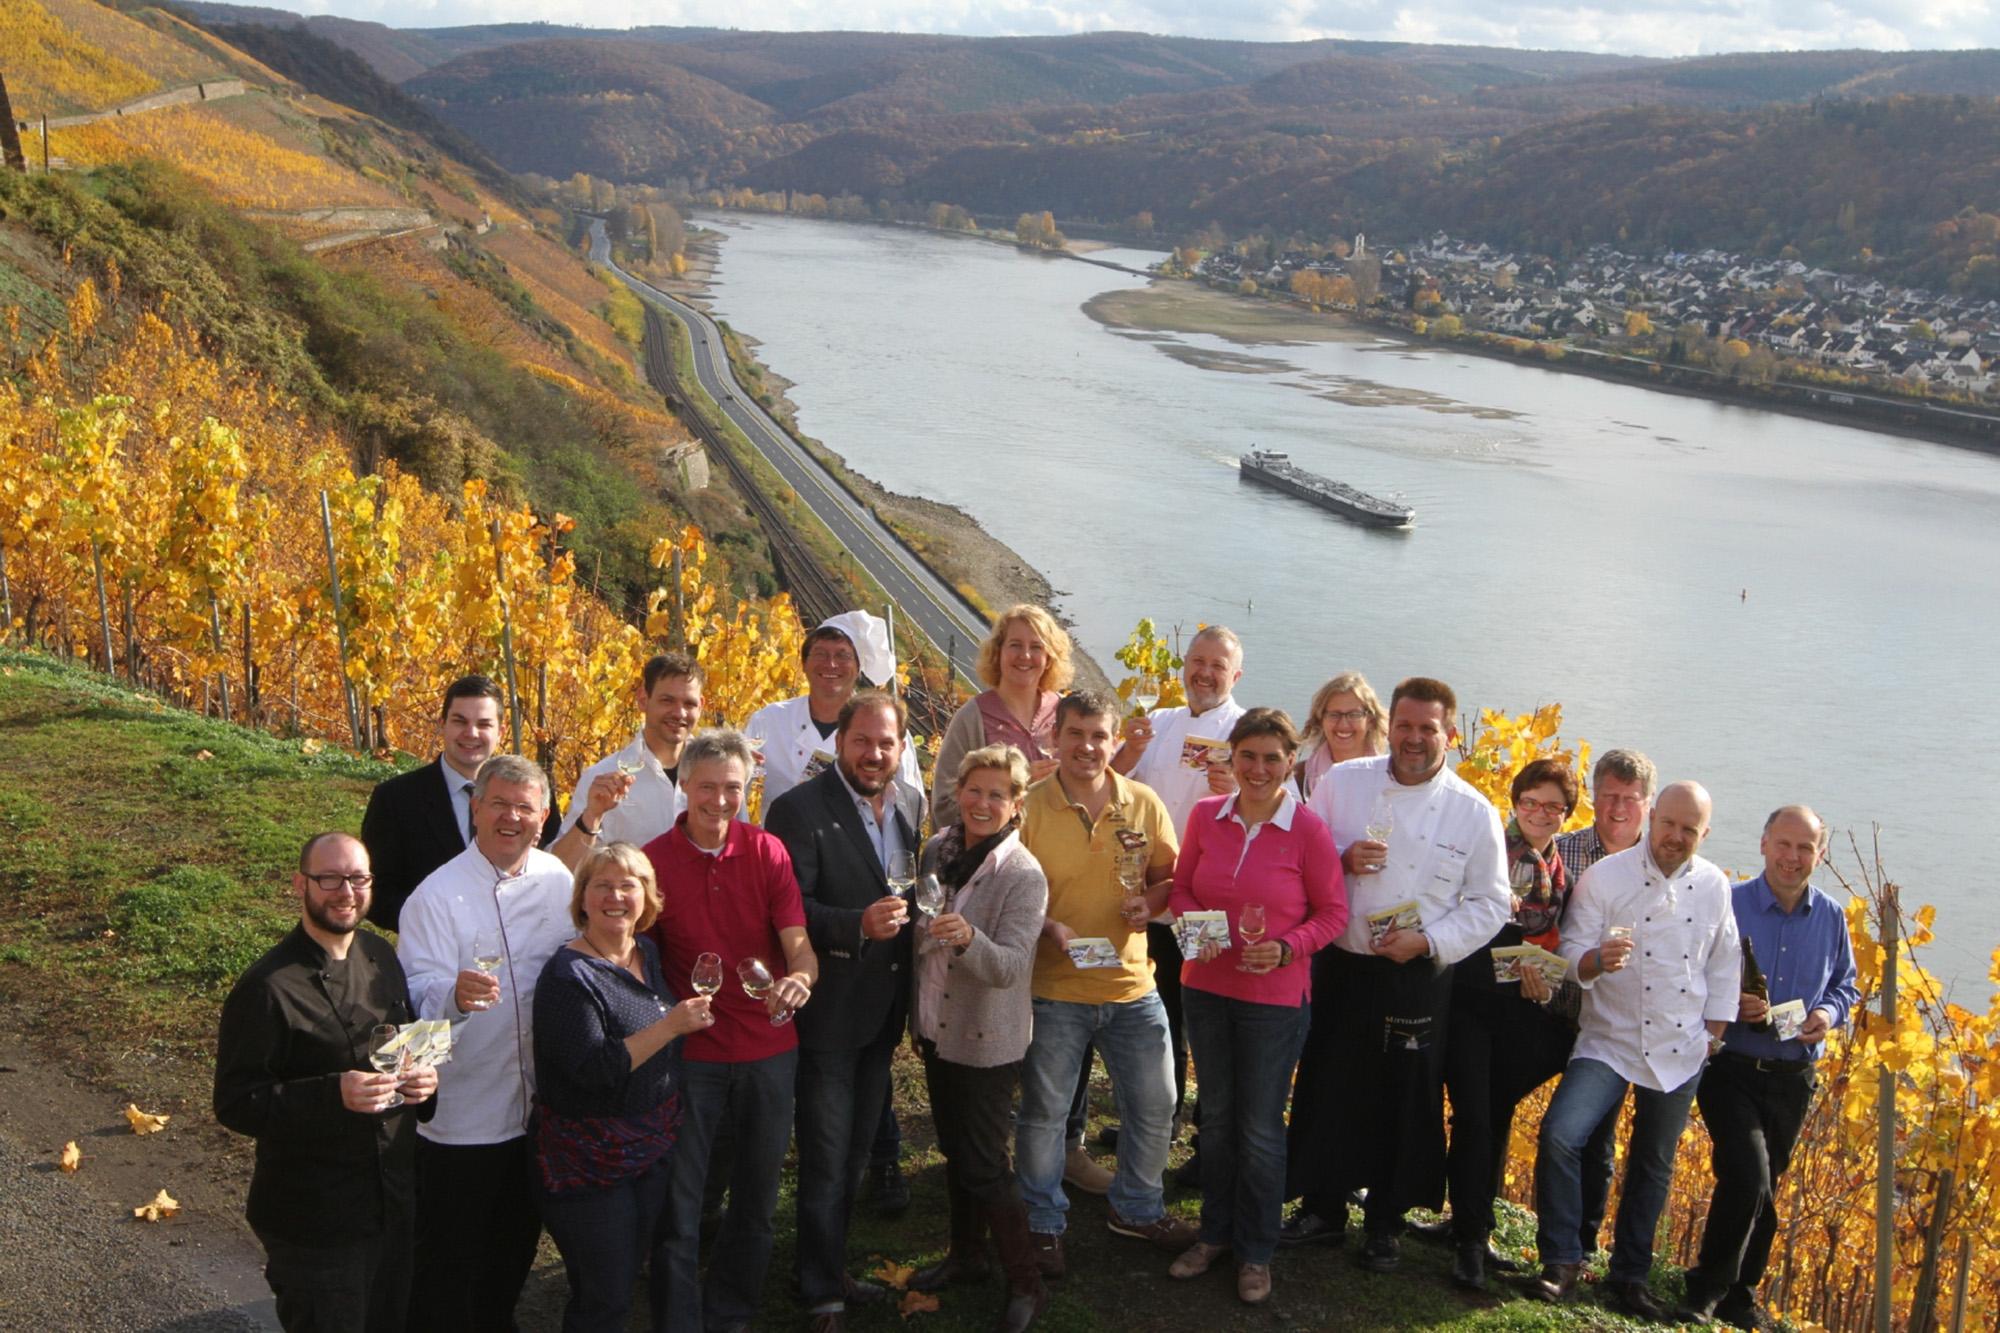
[1293,672,1386,799]
[931,604,1075,828]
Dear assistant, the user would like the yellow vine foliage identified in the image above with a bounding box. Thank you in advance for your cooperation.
[48,105,401,211]
[0,0,160,116]
[1455,703,1594,832]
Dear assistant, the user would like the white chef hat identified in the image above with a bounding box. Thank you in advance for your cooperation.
[814,610,896,688]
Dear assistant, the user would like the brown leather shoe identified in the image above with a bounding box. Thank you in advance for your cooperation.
[1530,1261,1580,1303]
[908,1252,993,1292]
[1236,1262,1272,1305]
[1609,1279,1667,1321]
[1168,1241,1227,1279]
[1028,1231,1065,1279]
[994,1280,1048,1333]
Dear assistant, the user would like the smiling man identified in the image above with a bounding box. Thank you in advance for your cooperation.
[396,754,576,1331]
[765,691,927,1331]
[551,652,706,868]
[748,612,922,821]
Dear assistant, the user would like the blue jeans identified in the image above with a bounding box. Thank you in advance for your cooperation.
[1182,988,1309,1263]
[662,1050,797,1333]
[1017,991,1175,1235]
[1535,1057,1701,1281]
[794,1031,898,1311]
[536,1158,671,1333]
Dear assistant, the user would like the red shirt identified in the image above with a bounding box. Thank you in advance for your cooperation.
[644,815,807,1064]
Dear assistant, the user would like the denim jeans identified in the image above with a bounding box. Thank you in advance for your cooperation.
[536,1159,672,1333]
[661,1050,798,1333]
[1182,988,1308,1263]
[1535,1057,1701,1280]
[1017,990,1175,1235]
[794,1031,899,1311]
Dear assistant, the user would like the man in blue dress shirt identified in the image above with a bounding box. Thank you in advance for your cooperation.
[1677,805,1859,1329]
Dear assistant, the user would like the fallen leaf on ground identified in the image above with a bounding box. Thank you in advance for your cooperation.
[193,749,214,761]
[872,1258,915,1290]
[59,1141,81,1173]
[132,1189,178,1222]
[123,1103,169,1135]
[898,1291,939,1318]
[300,738,324,755]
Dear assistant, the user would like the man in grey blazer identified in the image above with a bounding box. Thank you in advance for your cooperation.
[765,691,926,1333]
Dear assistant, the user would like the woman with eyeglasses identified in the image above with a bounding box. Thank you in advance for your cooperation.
[1292,673,1387,800]
[1437,757,1582,1292]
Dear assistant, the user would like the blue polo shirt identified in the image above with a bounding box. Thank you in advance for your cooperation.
[1721,874,1860,1063]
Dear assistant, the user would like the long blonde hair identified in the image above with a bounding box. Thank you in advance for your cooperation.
[1302,671,1387,762]
[975,604,1075,693]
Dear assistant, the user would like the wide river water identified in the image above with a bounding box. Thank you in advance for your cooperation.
[694,211,2000,995]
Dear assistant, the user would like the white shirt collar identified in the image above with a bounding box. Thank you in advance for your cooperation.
[1217,789,1298,831]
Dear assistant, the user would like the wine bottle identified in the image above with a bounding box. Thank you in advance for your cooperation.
[1741,936,1773,1033]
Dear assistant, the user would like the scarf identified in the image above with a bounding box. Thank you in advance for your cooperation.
[937,822,1012,891]
[1504,819,1569,951]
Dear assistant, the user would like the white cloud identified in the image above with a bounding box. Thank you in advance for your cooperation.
[294,0,2000,56]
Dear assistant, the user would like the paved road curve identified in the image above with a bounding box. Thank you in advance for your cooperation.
[588,220,989,680]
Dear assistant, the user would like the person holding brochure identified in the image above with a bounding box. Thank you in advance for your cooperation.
[1437,759,1581,1291]
[1282,677,1510,1272]
[1164,708,1347,1305]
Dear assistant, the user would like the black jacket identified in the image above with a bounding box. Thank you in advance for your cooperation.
[360,756,561,932]
[764,766,924,1052]
[214,925,433,1244]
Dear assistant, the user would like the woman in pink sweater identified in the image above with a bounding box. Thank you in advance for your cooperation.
[1163,708,1347,1304]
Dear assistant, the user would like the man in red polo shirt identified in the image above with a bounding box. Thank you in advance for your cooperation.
[646,729,819,1333]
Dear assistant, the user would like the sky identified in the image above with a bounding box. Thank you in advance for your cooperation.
[293,0,1999,58]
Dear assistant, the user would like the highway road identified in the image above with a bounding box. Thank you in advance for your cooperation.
[587,219,990,680]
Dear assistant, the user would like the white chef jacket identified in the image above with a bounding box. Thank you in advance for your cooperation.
[1560,844,1740,1092]
[745,694,922,823]
[397,845,575,1145]
[1307,754,1509,966]
[557,731,687,848]
[1128,698,1248,839]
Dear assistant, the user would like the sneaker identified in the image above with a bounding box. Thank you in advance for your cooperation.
[1062,1145,1113,1195]
[1277,1208,1345,1248]
[1358,1232,1401,1273]
[1028,1231,1066,1280]
[1237,1262,1272,1305]
[1107,1208,1199,1252]
[1168,1240,1227,1279]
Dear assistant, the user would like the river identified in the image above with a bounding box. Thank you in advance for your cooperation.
[693,211,2000,996]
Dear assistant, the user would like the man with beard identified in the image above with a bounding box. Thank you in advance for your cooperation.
[216,833,440,1331]
[397,754,576,1331]
[1289,676,1510,1273]
[1534,781,1741,1319]
[764,691,926,1332]
[551,652,705,868]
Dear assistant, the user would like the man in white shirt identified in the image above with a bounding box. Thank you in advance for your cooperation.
[1531,780,1740,1320]
[747,612,922,821]
[551,651,704,868]
[1111,625,1246,1155]
[396,753,576,1331]
[1286,676,1509,1273]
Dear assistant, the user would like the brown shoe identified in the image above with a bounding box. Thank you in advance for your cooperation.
[1237,1262,1272,1305]
[1063,1145,1113,1195]
[1530,1262,1581,1303]
[1028,1231,1065,1279]
[908,1252,993,1292]
[1168,1240,1227,1279]
[1107,1207,1199,1252]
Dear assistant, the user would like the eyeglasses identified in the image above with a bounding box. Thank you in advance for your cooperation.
[1322,708,1368,725]
[1515,797,1571,817]
[481,800,543,821]
[308,872,374,892]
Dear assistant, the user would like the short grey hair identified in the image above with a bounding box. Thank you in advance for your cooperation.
[1189,625,1243,661]
[681,728,754,777]
[473,753,550,808]
[1592,748,1657,798]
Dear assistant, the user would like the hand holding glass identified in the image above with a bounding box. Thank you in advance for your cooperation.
[738,957,791,1026]
[916,873,948,920]
[1118,849,1149,924]
[691,952,724,997]
[1131,675,1160,714]
[469,929,502,1009]
[368,1025,406,1109]
[1237,901,1268,972]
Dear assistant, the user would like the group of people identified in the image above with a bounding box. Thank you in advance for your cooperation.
[213,602,1858,1333]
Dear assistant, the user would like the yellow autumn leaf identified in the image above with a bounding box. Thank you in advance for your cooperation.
[872,1258,916,1290]
[193,749,214,761]
[898,1290,940,1318]
[133,1188,179,1222]
[59,1141,81,1173]
[124,1103,170,1135]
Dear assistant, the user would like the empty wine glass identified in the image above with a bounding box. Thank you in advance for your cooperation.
[1237,902,1268,972]
[738,956,790,1026]
[691,952,724,998]
[368,1024,407,1109]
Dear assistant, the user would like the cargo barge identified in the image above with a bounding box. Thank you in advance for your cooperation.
[1238,449,1415,529]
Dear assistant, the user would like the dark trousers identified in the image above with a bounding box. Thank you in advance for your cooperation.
[409,1137,541,1333]
[258,1197,412,1333]
[922,1044,1024,1229]
[1442,985,1575,1243]
[1147,921,1192,1122]
[537,1159,672,1333]
[870,1097,903,1169]
[1690,1053,1817,1303]
[1183,989,1309,1264]
[794,1027,899,1310]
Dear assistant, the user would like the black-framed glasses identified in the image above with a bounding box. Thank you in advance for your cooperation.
[308,872,375,892]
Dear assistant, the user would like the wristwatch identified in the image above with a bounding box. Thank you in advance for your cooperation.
[578,818,601,839]
[1276,940,1294,967]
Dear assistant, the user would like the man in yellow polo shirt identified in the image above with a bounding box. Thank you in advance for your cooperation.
[1014,689,1193,1276]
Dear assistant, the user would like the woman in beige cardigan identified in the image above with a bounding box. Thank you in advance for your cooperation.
[907,744,1049,1333]
[930,604,1073,829]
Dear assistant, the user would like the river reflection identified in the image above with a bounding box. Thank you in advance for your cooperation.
[694,211,2000,992]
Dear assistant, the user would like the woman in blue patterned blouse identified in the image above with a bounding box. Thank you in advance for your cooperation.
[533,842,714,1331]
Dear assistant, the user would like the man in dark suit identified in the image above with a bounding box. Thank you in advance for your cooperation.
[765,691,925,1333]
[361,675,557,931]
[215,832,439,1331]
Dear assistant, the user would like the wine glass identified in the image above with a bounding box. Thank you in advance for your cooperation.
[886,851,916,926]
[1237,901,1267,972]
[1131,674,1160,715]
[915,873,948,920]
[368,1024,407,1109]
[615,756,645,777]
[470,929,502,1010]
[1117,847,1149,924]
[1365,791,1396,846]
[691,952,724,998]
[738,956,790,1026]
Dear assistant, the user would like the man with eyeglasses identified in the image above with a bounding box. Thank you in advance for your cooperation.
[215,833,440,1332]
[397,753,575,1331]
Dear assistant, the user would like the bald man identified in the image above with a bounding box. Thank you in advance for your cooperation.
[1530,782,1741,1320]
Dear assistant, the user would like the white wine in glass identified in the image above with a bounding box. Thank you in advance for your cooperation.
[368,1025,406,1109]
[1237,902,1267,972]
[615,757,645,777]
[1365,791,1396,846]
[471,929,502,1008]
[886,850,917,902]
[691,952,724,997]
[738,957,789,1026]
[916,873,948,919]
[1131,675,1160,714]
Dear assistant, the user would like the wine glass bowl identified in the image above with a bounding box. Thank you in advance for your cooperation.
[1131,675,1160,714]
[691,952,724,997]
[368,1024,407,1109]
[1237,902,1267,972]
[915,873,948,920]
[737,956,789,1026]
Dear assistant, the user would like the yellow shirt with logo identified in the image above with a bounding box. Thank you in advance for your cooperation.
[1020,770,1180,1005]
